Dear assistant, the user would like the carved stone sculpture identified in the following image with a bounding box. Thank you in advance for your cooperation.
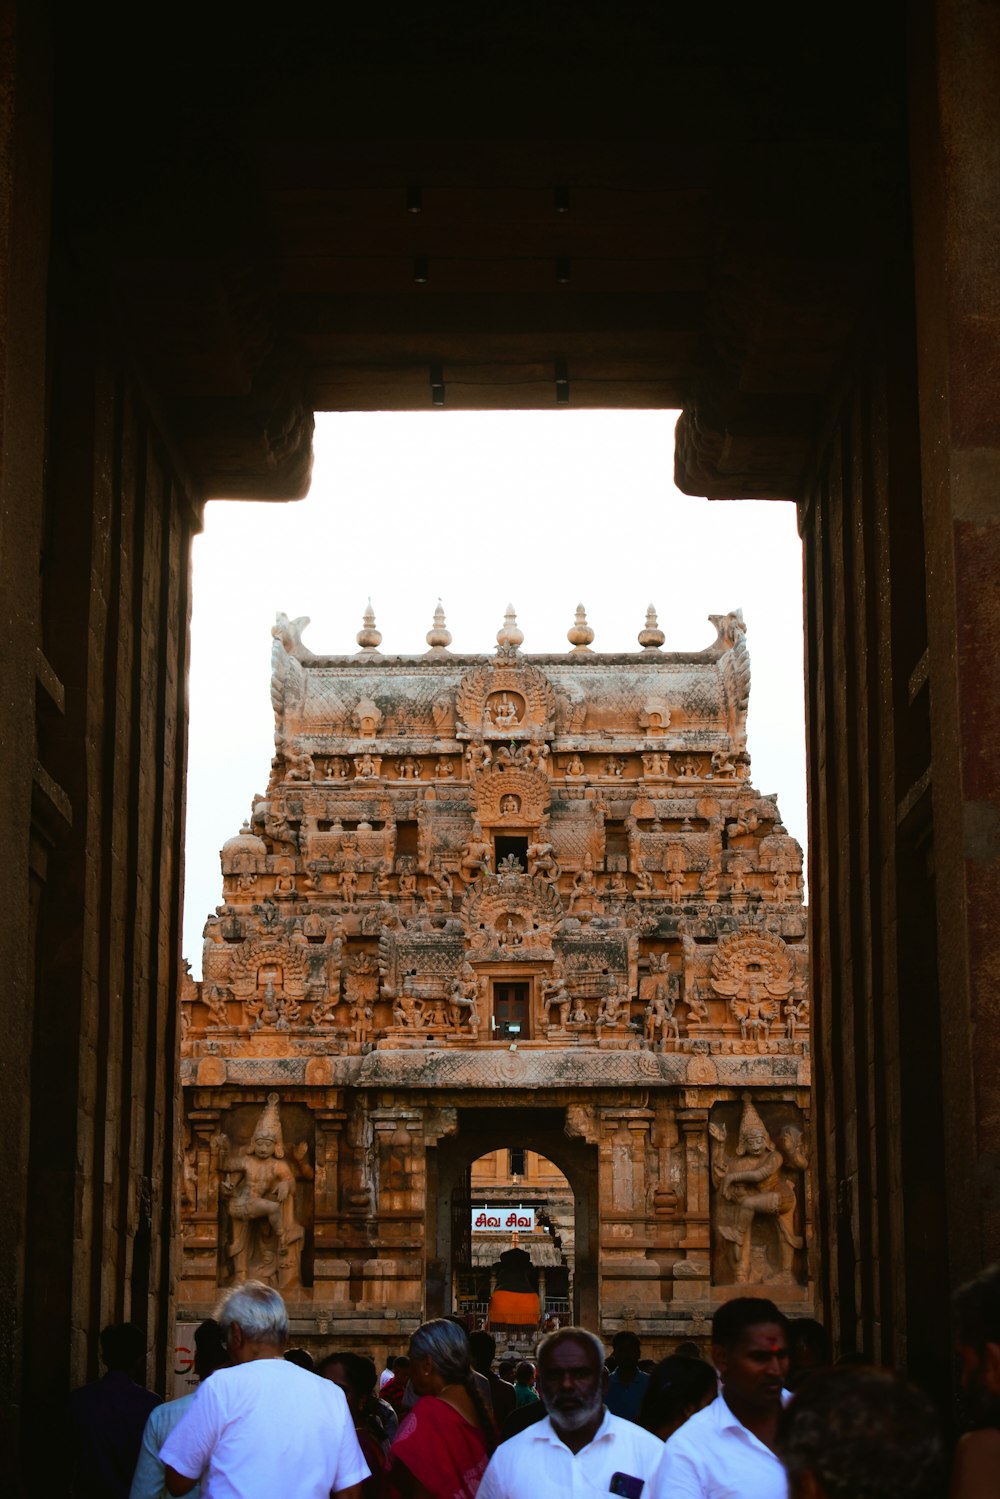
[214,1094,306,1289]
[710,1094,805,1286]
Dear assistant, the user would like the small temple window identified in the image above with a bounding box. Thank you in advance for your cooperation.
[396,821,418,858]
[495,835,528,869]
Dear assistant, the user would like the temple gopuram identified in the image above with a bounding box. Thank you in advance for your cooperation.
[178,604,810,1359]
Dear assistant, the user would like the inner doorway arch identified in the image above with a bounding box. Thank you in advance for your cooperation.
[426,1107,599,1334]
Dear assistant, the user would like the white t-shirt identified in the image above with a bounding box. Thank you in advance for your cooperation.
[650,1391,789,1499]
[159,1358,370,1499]
[130,1393,202,1499]
[478,1409,665,1499]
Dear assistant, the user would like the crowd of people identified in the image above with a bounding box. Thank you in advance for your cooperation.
[64,1264,1000,1499]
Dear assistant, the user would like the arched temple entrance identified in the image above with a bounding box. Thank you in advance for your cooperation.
[427,1110,599,1335]
[4,7,1000,1480]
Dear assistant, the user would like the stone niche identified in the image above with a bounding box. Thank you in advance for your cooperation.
[709,1095,809,1290]
[214,1094,315,1290]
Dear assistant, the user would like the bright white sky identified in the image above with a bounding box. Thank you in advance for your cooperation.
[183,410,806,975]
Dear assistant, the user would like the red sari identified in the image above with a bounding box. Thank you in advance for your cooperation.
[386,1396,490,1499]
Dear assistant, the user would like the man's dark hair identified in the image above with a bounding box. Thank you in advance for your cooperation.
[99,1322,146,1372]
[788,1318,833,1385]
[318,1350,377,1399]
[284,1346,315,1372]
[673,1339,703,1359]
[612,1331,641,1358]
[392,1354,411,1372]
[193,1319,228,1379]
[498,1357,517,1381]
[954,1263,1000,1354]
[638,1355,718,1435]
[470,1330,497,1368]
[712,1296,788,1349]
[515,1360,535,1386]
[777,1366,945,1499]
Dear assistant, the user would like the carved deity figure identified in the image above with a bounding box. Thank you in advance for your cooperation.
[568,998,591,1027]
[664,846,687,904]
[284,744,314,782]
[564,754,585,777]
[542,971,571,1032]
[606,755,626,777]
[675,755,699,779]
[214,1094,306,1289]
[435,755,455,778]
[700,861,721,900]
[527,834,560,883]
[710,748,737,777]
[710,1095,804,1285]
[596,980,627,1032]
[392,990,424,1028]
[465,742,492,773]
[500,793,521,816]
[784,995,810,1041]
[731,981,780,1042]
[330,756,350,779]
[349,999,372,1045]
[645,982,679,1048]
[634,866,654,894]
[460,823,493,882]
[397,756,419,780]
[642,751,671,778]
[568,855,598,913]
[448,966,481,1030]
[490,693,521,727]
[354,753,381,780]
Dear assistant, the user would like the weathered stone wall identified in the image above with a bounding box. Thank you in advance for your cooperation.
[17,300,199,1451]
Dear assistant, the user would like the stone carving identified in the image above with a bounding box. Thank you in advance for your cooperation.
[471,765,550,826]
[711,928,795,1041]
[352,697,383,737]
[214,1094,307,1288]
[644,983,679,1049]
[448,964,481,1030]
[460,822,493,882]
[455,659,555,738]
[710,1094,806,1286]
[221,824,269,891]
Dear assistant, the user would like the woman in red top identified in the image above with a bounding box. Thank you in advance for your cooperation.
[385,1320,496,1499]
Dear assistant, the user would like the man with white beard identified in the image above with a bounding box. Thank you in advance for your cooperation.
[477,1328,664,1499]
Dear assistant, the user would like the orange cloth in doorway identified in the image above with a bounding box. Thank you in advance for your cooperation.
[488,1289,539,1326]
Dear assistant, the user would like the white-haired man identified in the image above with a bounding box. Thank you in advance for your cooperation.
[161,1281,368,1499]
[477,1327,664,1499]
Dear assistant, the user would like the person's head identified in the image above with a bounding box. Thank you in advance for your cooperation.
[612,1331,641,1375]
[193,1319,229,1381]
[673,1340,703,1360]
[536,1328,606,1438]
[284,1346,315,1372]
[712,1297,789,1414]
[788,1319,833,1386]
[100,1322,146,1375]
[215,1280,288,1360]
[409,1318,473,1398]
[638,1355,718,1440]
[514,1360,535,1387]
[954,1262,1000,1423]
[391,1354,411,1381]
[469,1330,497,1373]
[777,1366,944,1499]
[318,1351,377,1418]
[498,1356,517,1383]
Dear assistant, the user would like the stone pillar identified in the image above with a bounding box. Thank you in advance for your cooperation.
[181,1106,223,1304]
[312,1107,349,1299]
[671,1108,711,1294]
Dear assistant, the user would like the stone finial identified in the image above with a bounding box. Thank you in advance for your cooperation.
[426,599,453,650]
[356,600,382,650]
[496,604,524,654]
[567,603,595,651]
[638,604,665,649]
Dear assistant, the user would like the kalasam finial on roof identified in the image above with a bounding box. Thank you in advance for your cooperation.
[496,604,524,655]
[638,604,665,649]
[356,599,382,650]
[426,599,453,651]
[567,603,594,651]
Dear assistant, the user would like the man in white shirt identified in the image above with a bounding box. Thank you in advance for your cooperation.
[651,1297,791,1499]
[161,1281,369,1499]
[129,1320,228,1499]
[478,1327,664,1499]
